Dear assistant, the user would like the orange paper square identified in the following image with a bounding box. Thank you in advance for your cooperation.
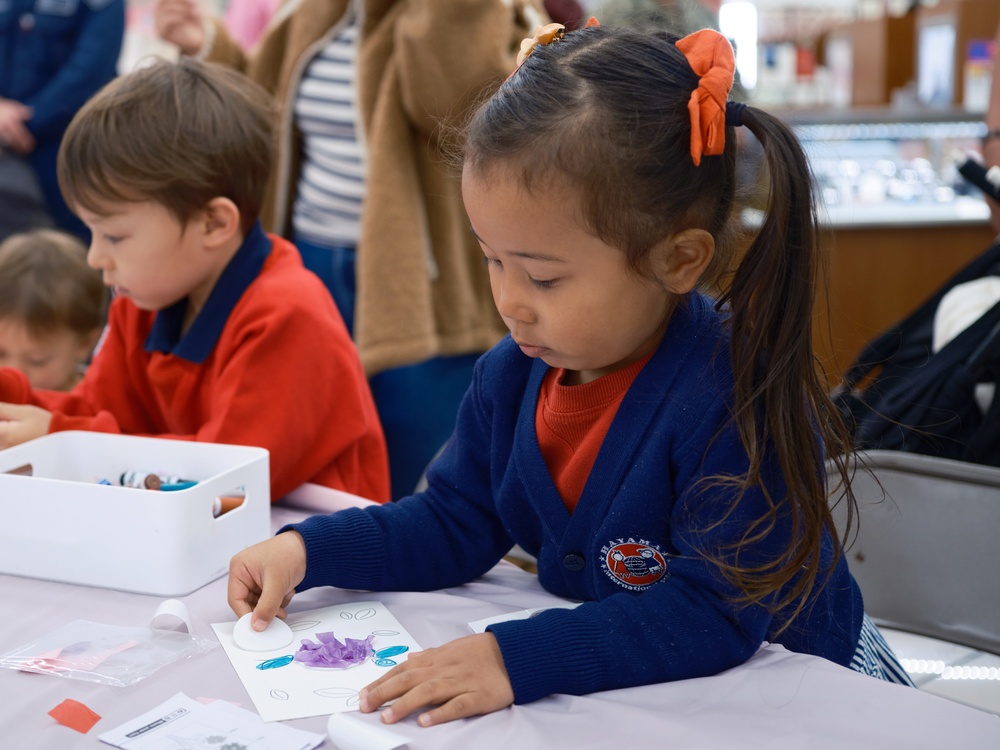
[48,698,101,733]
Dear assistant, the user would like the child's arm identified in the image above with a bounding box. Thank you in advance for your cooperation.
[0,363,117,447]
[284,353,517,591]
[225,343,519,601]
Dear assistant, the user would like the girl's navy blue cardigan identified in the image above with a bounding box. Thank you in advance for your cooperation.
[290,293,864,704]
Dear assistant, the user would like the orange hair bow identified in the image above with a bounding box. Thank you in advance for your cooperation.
[675,29,736,166]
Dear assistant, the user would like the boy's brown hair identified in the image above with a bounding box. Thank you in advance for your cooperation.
[0,229,106,338]
[57,58,275,234]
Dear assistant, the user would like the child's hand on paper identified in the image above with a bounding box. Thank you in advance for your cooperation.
[359,632,514,727]
[0,402,52,448]
[227,530,307,631]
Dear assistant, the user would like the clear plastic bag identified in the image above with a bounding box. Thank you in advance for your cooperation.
[0,619,217,687]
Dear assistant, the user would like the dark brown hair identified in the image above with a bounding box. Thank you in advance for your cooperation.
[463,26,856,629]
[0,229,106,338]
[58,58,275,234]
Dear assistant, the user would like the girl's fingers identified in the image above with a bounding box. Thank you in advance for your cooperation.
[359,634,513,727]
[359,661,421,713]
[414,695,482,727]
[226,570,259,617]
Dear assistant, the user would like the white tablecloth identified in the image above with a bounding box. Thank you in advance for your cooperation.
[1,507,997,748]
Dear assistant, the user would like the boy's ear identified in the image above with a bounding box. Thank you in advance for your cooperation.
[649,228,715,294]
[199,197,242,248]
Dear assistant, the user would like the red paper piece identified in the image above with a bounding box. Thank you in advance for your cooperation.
[48,699,101,733]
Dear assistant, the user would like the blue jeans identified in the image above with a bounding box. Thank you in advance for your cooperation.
[294,236,357,335]
[294,234,480,499]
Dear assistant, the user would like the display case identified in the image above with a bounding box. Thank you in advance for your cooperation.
[755,107,999,385]
[787,107,991,227]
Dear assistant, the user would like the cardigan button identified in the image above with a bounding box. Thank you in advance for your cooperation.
[562,553,585,571]
[19,13,35,31]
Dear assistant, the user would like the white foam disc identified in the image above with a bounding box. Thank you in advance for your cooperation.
[232,613,294,652]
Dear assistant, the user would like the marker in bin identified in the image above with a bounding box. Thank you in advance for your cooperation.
[117,470,243,516]
[119,471,191,491]
[116,471,244,516]
[214,494,244,517]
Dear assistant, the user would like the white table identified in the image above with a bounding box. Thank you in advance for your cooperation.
[2,507,997,749]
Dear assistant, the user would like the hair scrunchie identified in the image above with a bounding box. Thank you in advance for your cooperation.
[675,29,736,166]
[725,101,747,127]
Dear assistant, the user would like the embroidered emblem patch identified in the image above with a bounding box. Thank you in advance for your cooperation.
[601,539,669,591]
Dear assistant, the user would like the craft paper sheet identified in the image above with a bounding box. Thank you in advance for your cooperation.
[213,601,422,722]
[98,692,324,749]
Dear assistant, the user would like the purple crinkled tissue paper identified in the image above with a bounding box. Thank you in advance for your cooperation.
[293,632,374,668]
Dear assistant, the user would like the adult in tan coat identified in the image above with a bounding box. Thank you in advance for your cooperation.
[156,0,545,497]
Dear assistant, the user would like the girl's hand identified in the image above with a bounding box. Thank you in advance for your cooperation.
[0,402,51,448]
[227,530,307,631]
[154,0,207,56]
[359,633,514,727]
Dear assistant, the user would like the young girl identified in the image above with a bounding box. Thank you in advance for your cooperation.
[227,24,911,727]
[0,229,105,390]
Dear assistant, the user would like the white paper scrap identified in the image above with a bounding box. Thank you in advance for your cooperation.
[150,599,192,634]
[326,713,410,750]
[97,692,324,750]
[468,603,581,633]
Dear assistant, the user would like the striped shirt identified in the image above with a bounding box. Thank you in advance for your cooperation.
[291,13,366,247]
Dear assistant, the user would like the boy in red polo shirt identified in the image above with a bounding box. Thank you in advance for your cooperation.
[0,58,389,503]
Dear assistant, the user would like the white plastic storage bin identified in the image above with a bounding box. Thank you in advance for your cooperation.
[0,431,271,596]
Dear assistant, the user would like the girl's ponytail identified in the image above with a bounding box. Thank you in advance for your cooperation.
[716,106,856,628]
